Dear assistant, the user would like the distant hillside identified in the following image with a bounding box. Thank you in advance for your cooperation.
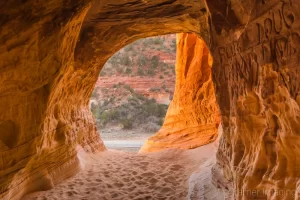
[100,34,176,77]
[91,35,176,132]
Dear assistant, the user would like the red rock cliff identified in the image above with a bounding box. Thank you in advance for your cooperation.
[140,33,219,152]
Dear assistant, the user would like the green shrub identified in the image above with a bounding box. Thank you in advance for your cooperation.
[91,103,100,118]
[171,39,176,51]
[103,99,109,106]
[120,55,131,66]
[125,67,132,74]
[150,55,159,69]
[91,90,98,99]
[159,75,164,79]
[153,38,163,45]
[156,104,167,117]
[138,55,147,67]
[157,118,164,126]
[137,68,144,76]
[101,88,108,94]
[109,97,115,104]
[99,109,120,123]
[150,87,160,92]
[123,84,134,93]
[121,118,133,129]
[172,67,175,74]
[124,45,134,52]
[136,93,146,101]
[147,69,155,76]
[100,70,106,76]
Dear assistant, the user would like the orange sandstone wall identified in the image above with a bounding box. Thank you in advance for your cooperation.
[207,0,300,199]
[140,33,219,152]
[0,2,106,200]
[0,1,205,200]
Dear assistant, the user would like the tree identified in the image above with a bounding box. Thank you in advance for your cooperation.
[91,103,101,119]
[137,67,144,76]
[91,90,99,99]
[121,118,133,129]
[125,67,132,74]
[121,55,131,66]
[138,55,147,67]
[150,55,159,69]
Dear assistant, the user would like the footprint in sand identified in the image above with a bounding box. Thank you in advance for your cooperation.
[22,148,212,200]
[132,171,138,175]
[149,177,158,184]
[170,164,182,171]
[113,182,124,188]
[122,177,130,182]
[141,172,155,177]
[164,175,176,183]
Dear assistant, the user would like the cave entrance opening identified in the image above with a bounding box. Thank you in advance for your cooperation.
[89,32,220,153]
[90,34,177,152]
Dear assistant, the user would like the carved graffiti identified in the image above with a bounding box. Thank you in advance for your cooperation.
[275,37,296,67]
[216,1,300,100]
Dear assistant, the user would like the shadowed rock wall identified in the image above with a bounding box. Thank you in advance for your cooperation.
[140,33,220,152]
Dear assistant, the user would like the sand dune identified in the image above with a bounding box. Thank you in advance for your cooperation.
[22,142,224,200]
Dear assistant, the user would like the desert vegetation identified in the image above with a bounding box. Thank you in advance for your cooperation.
[100,35,176,77]
[91,35,176,132]
[91,83,168,131]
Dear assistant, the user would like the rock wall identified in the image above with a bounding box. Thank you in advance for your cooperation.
[0,2,106,200]
[140,33,220,152]
[0,1,207,200]
[207,0,300,199]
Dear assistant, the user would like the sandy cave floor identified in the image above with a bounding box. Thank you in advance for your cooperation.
[22,143,225,200]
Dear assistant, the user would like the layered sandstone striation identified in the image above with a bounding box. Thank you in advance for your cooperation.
[140,33,219,152]
[95,76,174,104]
[2,0,300,200]
[0,2,106,200]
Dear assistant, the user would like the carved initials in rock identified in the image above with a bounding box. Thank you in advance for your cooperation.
[275,37,296,67]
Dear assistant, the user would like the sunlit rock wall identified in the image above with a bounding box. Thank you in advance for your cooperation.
[0,1,207,199]
[208,0,300,199]
[140,33,219,152]
[0,2,105,200]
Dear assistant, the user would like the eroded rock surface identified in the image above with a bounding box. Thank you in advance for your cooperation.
[140,33,219,152]
[0,1,207,200]
[208,0,300,199]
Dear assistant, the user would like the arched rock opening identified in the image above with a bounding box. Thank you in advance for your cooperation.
[0,1,212,199]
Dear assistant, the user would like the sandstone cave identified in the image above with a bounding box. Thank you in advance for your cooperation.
[1,0,300,200]
[90,33,218,153]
